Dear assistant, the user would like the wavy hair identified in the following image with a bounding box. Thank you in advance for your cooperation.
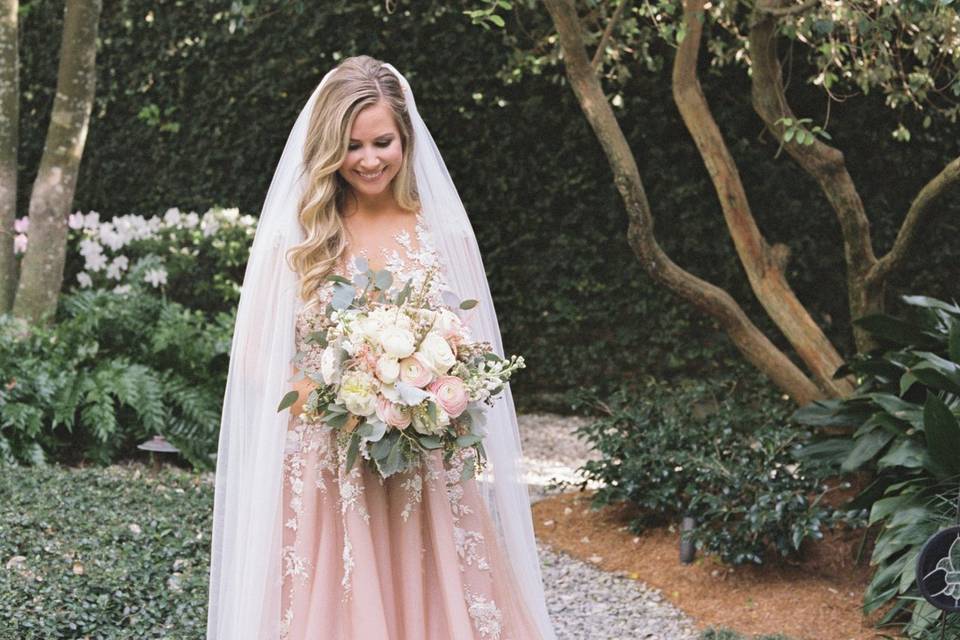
[286,55,419,304]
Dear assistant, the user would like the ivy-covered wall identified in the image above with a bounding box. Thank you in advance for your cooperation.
[20,0,960,408]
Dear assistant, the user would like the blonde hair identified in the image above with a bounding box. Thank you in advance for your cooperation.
[286,55,420,303]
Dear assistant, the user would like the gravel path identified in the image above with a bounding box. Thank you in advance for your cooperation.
[517,413,699,640]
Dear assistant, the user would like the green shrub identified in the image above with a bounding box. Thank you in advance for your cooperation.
[792,294,960,637]
[568,369,860,565]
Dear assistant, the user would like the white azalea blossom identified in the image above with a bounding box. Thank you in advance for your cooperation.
[144,267,168,288]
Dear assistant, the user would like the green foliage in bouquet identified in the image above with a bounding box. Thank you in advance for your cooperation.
[569,371,860,565]
[0,289,233,470]
[278,257,524,482]
[792,295,960,636]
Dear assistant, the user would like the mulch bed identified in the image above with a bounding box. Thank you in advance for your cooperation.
[532,489,884,640]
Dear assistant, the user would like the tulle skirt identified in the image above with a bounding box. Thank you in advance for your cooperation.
[279,414,545,640]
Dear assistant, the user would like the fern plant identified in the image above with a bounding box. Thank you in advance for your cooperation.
[0,287,233,469]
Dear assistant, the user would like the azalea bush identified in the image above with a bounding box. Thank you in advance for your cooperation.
[1,206,253,469]
[569,369,862,565]
[793,295,960,637]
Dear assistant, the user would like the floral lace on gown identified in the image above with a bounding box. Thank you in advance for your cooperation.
[280,210,545,640]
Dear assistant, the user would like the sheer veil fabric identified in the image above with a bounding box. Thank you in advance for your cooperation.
[205,63,557,639]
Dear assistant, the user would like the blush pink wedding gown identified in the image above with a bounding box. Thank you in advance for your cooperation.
[279,213,545,640]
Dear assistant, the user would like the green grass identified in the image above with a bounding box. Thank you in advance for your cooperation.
[0,462,212,639]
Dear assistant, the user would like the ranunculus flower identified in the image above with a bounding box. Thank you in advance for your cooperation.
[435,308,463,338]
[417,333,456,375]
[337,370,378,417]
[376,396,411,429]
[375,354,400,384]
[428,376,469,418]
[399,354,433,388]
[379,326,416,359]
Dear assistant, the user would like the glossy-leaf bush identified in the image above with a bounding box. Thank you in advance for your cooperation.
[570,370,858,565]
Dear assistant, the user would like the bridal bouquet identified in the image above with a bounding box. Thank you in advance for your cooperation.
[277,257,525,481]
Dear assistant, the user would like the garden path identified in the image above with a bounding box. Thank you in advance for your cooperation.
[517,413,699,640]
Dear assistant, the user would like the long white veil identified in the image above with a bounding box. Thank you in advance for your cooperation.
[206,61,556,640]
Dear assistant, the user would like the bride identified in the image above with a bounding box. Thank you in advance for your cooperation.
[205,55,557,640]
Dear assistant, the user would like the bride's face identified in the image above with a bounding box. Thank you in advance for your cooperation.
[338,101,404,198]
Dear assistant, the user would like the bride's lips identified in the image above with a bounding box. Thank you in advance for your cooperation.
[356,167,386,182]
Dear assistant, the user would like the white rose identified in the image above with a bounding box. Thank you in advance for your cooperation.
[320,347,342,385]
[375,355,400,384]
[418,333,456,375]
[337,370,378,417]
[371,306,414,332]
[379,326,416,359]
[355,315,383,342]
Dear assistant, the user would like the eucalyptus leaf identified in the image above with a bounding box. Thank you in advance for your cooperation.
[326,412,351,429]
[331,284,356,310]
[277,390,299,412]
[374,269,393,291]
[459,299,478,310]
[442,290,461,309]
[455,434,483,447]
[377,438,403,477]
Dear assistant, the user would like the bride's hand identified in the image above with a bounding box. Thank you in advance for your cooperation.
[289,366,319,417]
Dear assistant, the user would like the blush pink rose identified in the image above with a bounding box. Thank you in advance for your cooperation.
[376,396,411,430]
[399,353,433,388]
[427,375,469,418]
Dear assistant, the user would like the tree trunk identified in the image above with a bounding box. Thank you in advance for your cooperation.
[0,0,17,313]
[543,0,824,406]
[673,0,853,397]
[12,0,101,324]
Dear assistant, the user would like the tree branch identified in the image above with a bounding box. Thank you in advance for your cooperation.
[756,0,818,17]
[871,155,960,284]
[750,0,881,351]
[543,0,826,405]
[673,0,853,396]
[592,0,630,71]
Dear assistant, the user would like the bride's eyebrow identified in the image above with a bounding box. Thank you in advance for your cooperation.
[349,133,395,142]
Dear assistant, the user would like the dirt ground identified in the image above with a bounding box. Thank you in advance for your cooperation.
[532,490,885,640]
